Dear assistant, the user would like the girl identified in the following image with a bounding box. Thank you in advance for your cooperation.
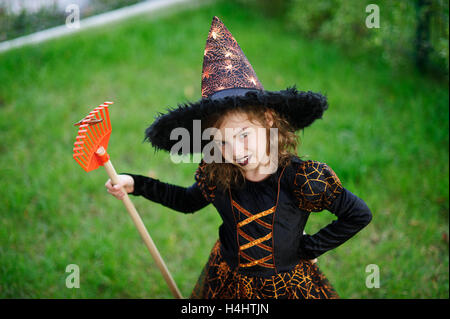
[105,16,372,299]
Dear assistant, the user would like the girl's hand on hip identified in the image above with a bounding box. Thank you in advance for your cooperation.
[105,175,134,200]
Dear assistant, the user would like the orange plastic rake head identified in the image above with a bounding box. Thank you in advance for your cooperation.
[73,101,114,172]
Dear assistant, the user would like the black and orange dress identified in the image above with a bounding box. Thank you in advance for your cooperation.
[127,155,372,299]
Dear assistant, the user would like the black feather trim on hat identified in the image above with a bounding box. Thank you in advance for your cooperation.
[144,86,328,155]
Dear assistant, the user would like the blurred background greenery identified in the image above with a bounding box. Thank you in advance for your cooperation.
[0,0,448,298]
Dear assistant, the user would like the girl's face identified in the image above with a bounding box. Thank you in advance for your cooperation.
[213,110,274,176]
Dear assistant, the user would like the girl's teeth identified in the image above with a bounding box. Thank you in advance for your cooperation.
[238,155,249,165]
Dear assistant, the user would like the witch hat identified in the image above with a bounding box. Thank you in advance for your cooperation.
[145,16,328,154]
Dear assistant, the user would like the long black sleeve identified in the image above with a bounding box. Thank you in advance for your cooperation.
[299,187,372,259]
[124,173,211,214]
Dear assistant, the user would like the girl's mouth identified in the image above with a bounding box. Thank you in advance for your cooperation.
[237,155,251,166]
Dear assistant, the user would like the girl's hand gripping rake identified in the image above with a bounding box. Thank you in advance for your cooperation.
[72,102,183,299]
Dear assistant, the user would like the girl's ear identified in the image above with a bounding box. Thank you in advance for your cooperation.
[265,110,274,128]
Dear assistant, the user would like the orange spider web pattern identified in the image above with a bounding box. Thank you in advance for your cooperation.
[293,160,343,212]
[201,16,264,98]
[190,240,339,299]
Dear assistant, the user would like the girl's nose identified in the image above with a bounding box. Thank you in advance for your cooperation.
[233,139,247,161]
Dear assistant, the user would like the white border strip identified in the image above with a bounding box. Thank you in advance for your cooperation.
[0,0,192,53]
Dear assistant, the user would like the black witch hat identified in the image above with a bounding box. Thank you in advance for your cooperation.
[145,16,328,154]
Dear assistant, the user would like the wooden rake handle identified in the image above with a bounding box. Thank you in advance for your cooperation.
[97,148,183,299]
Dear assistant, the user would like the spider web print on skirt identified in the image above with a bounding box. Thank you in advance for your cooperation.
[190,240,339,299]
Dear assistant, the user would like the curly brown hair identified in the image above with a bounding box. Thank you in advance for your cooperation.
[201,105,300,193]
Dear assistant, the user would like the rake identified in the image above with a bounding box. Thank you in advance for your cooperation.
[72,101,183,299]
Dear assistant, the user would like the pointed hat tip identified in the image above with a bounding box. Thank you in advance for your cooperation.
[211,16,223,24]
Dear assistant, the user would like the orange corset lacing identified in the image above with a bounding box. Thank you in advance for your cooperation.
[228,166,286,272]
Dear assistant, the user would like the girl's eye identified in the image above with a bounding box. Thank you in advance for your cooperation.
[239,132,248,139]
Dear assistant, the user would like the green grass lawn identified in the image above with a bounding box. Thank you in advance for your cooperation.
[0,1,448,298]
